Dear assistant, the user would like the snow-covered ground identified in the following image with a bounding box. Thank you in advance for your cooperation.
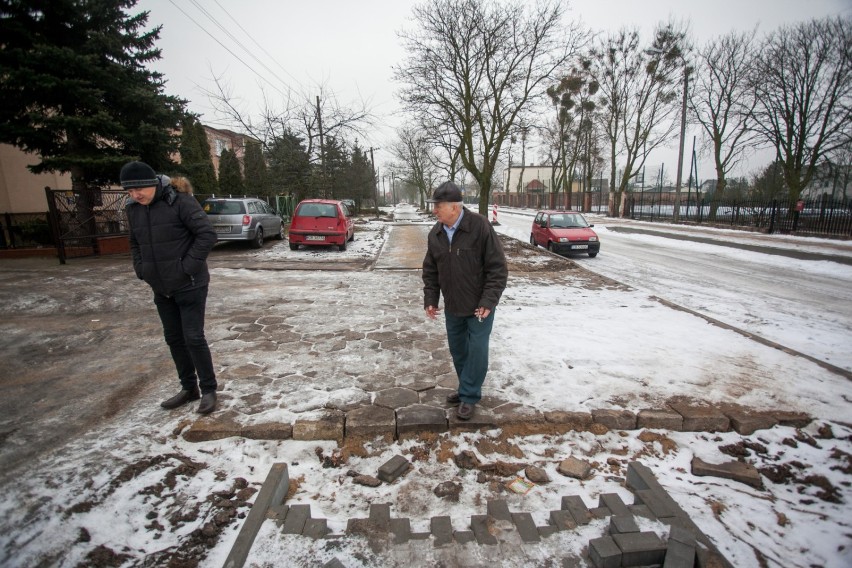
[0,213,850,567]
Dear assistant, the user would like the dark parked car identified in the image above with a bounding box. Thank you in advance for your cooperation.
[288,199,355,251]
[202,197,284,248]
[530,210,600,257]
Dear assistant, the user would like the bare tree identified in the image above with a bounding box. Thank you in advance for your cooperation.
[390,124,439,207]
[691,29,760,214]
[589,22,687,216]
[751,16,852,201]
[395,0,587,215]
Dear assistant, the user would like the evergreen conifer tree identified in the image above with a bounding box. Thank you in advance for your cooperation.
[218,148,245,195]
[243,141,268,195]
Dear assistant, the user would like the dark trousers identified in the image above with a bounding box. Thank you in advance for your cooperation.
[444,310,495,404]
[154,286,217,394]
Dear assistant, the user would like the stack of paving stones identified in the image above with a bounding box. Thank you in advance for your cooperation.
[226,461,735,567]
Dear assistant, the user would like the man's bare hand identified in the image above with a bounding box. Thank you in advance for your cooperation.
[425,305,441,320]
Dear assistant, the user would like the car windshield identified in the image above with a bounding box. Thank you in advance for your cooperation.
[550,214,587,228]
[296,203,338,218]
[203,200,245,215]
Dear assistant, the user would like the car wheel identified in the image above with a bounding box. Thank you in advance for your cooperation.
[276,223,285,240]
[588,252,598,258]
[530,234,536,246]
[547,242,554,252]
[251,227,264,249]
[349,231,355,242]
[289,242,298,251]
[338,240,347,252]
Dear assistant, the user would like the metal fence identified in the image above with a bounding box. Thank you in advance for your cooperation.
[0,212,53,248]
[492,190,851,238]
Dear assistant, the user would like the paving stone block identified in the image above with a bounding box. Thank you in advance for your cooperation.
[302,517,330,539]
[374,387,419,409]
[634,489,681,520]
[280,504,311,535]
[589,535,622,568]
[396,404,448,439]
[628,504,654,519]
[537,524,558,538]
[431,516,454,547]
[592,409,637,430]
[487,499,512,522]
[612,531,666,566]
[292,410,345,442]
[668,402,729,432]
[377,455,411,483]
[664,539,696,568]
[454,530,475,544]
[410,531,431,540]
[448,406,498,433]
[345,405,396,441]
[549,510,578,531]
[773,410,812,428]
[511,512,540,543]
[491,403,547,430]
[691,456,763,488]
[589,506,610,519]
[626,461,662,493]
[667,524,697,547]
[561,495,592,524]
[609,515,640,535]
[240,422,293,440]
[470,514,499,545]
[322,559,346,568]
[183,413,242,442]
[390,517,411,544]
[637,409,683,431]
[599,493,632,517]
[369,503,391,528]
[544,410,594,431]
[724,409,778,435]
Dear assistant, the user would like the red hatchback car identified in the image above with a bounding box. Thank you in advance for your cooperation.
[530,210,600,257]
[288,199,355,251]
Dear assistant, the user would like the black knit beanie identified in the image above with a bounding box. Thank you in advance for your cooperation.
[120,161,158,189]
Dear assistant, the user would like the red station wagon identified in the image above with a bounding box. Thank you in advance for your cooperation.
[288,199,355,251]
[530,210,600,257]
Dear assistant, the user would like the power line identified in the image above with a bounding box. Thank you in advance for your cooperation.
[166,0,290,100]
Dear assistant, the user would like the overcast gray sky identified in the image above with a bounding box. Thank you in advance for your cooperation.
[137,0,851,182]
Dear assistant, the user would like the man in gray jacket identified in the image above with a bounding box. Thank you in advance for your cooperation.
[122,161,219,414]
[423,181,508,420]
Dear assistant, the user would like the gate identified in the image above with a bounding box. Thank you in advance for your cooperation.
[45,187,130,264]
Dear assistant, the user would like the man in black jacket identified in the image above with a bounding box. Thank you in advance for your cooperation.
[122,161,219,414]
[423,181,508,420]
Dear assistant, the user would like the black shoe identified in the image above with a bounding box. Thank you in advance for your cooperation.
[457,402,475,421]
[446,392,460,404]
[197,392,217,415]
[160,389,200,409]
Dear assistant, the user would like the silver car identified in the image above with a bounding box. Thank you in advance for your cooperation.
[202,197,285,248]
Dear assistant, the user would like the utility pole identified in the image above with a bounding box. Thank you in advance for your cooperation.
[673,68,690,223]
[369,147,379,216]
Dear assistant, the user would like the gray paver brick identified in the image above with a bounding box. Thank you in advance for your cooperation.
[453,530,475,544]
[612,531,666,566]
[664,539,696,568]
[377,455,410,483]
[322,559,346,568]
[589,536,622,568]
[390,517,411,544]
[561,495,592,524]
[280,504,311,535]
[302,517,330,539]
[486,499,512,522]
[537,524,558,538]
[549,510,578,531]
[609,514,640,535]
[635,489,682,519]
[470,514,499,545]
[599,493,632,517]
[589,506,610,519]
[369,503,392,527]
[431,516,454,547]
[511,512,540,543]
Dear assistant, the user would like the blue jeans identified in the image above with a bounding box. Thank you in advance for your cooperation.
[445,310,495,404]
[154,286,217,394]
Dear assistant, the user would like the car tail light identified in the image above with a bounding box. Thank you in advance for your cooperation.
[242,215,251,226]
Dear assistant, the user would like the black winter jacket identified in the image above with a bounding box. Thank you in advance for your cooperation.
[422,208,508,316]
[127,183,217,296]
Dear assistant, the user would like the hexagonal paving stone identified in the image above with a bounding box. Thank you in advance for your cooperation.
[374,387,419,409]
[395,372,438,391]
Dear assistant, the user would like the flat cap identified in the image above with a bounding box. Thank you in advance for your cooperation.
[426,181,463,203]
